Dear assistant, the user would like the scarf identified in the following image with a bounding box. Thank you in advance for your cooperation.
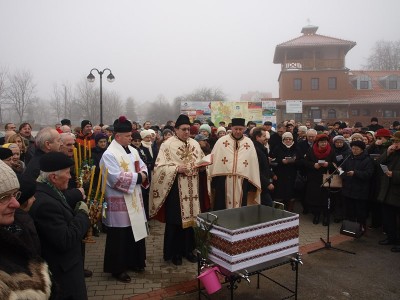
[141,141,153,158]
[282,140,294,148]
[312,142,332,160]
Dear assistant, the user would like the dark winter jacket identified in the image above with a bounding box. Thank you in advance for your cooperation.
[30,182,90,300]
[0,223,54,300]
[377,149,400,207]
[341,150,374,200]
[253,140,274,205]
[271,142,297,200]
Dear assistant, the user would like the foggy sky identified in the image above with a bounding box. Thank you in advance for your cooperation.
[1,0,399,104]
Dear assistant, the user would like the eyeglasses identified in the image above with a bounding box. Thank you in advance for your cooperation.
[0,191,21,204]
[283,138,293,141]
[179,127,190,132]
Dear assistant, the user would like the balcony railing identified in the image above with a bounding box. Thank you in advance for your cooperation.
[283,58,344,70]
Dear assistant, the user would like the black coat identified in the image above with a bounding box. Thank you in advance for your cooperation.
[30,182,90,300]
[341,151,374,200]
[303,146,336,207]
[332,143,351,165]
[377,149,400,207]
[271,142,297,200]
[253,140,274,205]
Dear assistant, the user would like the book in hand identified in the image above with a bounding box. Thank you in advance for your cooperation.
[195,154,213,167]
[380,164,389,173]
[285,156,296,163]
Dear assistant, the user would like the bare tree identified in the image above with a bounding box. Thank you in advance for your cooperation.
[50,83,75,121]
[145,94,176,124]
[75,78,99,123]
[51,84,63,121]
[103,90,124,125]
[363,40,400,70]
[6,70,37,123]
[0,68,8,124]
[125,97,138,122]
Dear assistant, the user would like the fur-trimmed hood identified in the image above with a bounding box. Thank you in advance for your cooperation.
[0,227,53,300]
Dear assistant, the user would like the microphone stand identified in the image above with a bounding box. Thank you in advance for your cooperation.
[308,155,355,255]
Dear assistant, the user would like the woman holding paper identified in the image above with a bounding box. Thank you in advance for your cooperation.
[341,140,374,234]
[303,134,336,225]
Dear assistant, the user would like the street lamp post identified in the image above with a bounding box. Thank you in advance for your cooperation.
[87,68,115,125]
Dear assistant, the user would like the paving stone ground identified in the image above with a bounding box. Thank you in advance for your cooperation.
[84,202,351,299]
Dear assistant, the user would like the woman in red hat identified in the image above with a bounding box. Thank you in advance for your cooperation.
[303,134,336,225]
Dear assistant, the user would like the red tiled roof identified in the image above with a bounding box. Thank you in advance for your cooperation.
[349,70,400,104]
[276,34,356,49]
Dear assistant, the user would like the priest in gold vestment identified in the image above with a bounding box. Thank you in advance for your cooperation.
[149,114,204,266]
[208,118,261,210]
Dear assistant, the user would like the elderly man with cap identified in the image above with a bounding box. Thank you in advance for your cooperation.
[0,161,55,299]
[100,116,149,283]
[208,118,261,210]
[150,114,204,266]
[76,119,95,149]
[29,152,90,300]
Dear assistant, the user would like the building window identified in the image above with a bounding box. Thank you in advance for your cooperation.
[311,78,319,90]
[383,110,398,118]
[327,109,336,119]
[360,81,369,89]
[328,77,337,90]
[351,75,372,90]
[389,80,398,89]
[293,79,302,90]
[361,109,370,116]
[310,109,321,119]
[351,109,359,116]
[379,75,400,90]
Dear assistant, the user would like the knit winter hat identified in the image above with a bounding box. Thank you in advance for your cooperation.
[0,148,13,160]
[94,133,108,144]
[333,135,345,143]
[81,120,92,129]
[217,126,226,134]
[0,160,19,195]
[199,124,211,134]
[282,132,293,140]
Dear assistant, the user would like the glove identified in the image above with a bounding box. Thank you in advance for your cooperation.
[75,201,89,216]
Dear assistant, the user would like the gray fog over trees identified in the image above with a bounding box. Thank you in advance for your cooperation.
[4,37,399,128]
[363,40,400,70]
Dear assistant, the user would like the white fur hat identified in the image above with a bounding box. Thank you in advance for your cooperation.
[0,160,19,195]
[140,130,152,139]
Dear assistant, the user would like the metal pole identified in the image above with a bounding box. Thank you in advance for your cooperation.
[99,71,103,125]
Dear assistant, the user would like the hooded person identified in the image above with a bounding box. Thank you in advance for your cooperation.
[99,116,149,282]
[29,152,90,299]
[149,114,204,266]
[208,117,261,210]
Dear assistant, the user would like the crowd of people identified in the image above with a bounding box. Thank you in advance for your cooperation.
[1,115,400,299]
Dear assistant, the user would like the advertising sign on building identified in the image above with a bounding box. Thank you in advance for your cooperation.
[286,100,303,113]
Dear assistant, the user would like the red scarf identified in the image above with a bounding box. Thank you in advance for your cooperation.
[312,142,331,160]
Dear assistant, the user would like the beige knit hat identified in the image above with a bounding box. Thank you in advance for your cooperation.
[0,160,19,195]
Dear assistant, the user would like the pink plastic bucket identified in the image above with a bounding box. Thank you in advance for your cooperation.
[197,266,222,294]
